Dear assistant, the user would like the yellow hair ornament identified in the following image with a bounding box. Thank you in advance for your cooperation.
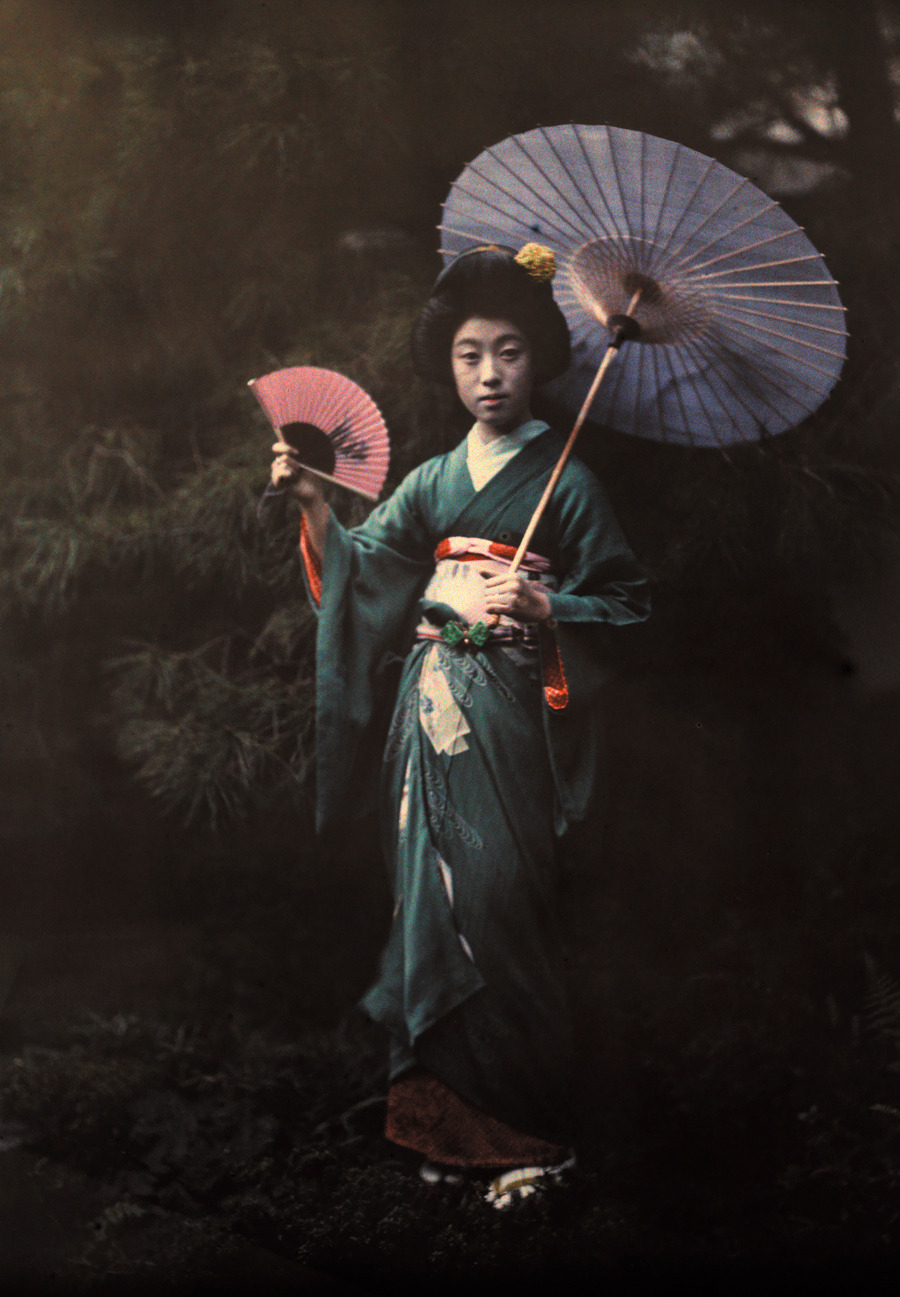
[515,243,556,283]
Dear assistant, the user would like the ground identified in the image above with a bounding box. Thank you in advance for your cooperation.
[2,833,900,1295]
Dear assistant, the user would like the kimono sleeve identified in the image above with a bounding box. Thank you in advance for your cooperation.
[545,459,650,627]
[306,465,437,833]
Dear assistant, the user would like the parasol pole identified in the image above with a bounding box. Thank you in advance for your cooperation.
[508,289,643,577]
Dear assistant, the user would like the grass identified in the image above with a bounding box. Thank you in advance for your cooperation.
[3,890,900,1291]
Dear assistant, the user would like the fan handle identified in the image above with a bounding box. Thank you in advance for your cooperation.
[278,459,380,503]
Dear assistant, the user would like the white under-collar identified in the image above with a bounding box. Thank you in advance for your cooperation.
[466,419,549,491]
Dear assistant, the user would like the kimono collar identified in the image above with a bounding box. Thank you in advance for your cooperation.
[466,419,550,491]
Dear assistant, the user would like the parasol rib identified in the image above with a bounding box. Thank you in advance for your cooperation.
[648,139,685,252]
[666,200,782,273]
[695,252,824,281]
[713,292,846,311]
[675,334,757,443]
[695,328,834,400]
[678,225,804,276]
[638,130,651,272]
[716,315,845,364]
[499,135,615,244]
[459,162,588,247]
[437,222,509,248]
[651,151,719,261]
[535,124,625,249]
[571,123,634,247]
[710,279,839,288]
[605,128,638,258]
[657,338,699,444]
[664,175,752,267]
[681,331,799,432]
[719,305,848,337]
[449,172,585,249]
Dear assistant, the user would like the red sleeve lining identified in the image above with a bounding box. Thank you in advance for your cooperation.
[299,516,323,607]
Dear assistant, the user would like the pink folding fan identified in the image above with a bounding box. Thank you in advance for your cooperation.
[250,366,390,502]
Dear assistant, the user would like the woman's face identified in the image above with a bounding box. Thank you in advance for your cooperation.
[450,316,534,436]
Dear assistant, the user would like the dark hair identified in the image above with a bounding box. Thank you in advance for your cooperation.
[411,246,570,386]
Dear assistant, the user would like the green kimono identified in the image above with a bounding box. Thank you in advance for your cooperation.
[308,425,649,1145]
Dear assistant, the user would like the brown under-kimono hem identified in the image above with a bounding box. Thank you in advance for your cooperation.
[386,1068,568,1168]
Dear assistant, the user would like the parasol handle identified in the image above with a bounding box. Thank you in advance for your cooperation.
[507,290,642,579]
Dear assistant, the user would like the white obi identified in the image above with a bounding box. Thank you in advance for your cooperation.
[416,536,557,634]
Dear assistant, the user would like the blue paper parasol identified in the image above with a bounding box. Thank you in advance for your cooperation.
[441,123,847,450]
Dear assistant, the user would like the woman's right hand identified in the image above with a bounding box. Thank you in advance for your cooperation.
[270,441,325,508]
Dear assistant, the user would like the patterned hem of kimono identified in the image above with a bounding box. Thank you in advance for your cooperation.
[386,1068,568,1168]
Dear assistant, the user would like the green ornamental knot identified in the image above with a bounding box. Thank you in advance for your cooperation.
[440,620,490,649]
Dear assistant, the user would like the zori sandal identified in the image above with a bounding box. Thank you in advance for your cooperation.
[484,1155,576,1210]
[418,1160,464,1186]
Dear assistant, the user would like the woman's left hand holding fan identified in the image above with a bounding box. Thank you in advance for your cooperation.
[270,441,325,507]
[270,441,329,557]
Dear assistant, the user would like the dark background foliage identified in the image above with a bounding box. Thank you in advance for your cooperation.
[3,0,900,1285]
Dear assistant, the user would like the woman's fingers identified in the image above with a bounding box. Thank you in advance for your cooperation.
[483,574,527,599]
[481,572,550,622]
[269,456,325,508]
[271,454,299,485]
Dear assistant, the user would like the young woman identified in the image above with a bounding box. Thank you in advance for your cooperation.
[271,246,650,1207]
